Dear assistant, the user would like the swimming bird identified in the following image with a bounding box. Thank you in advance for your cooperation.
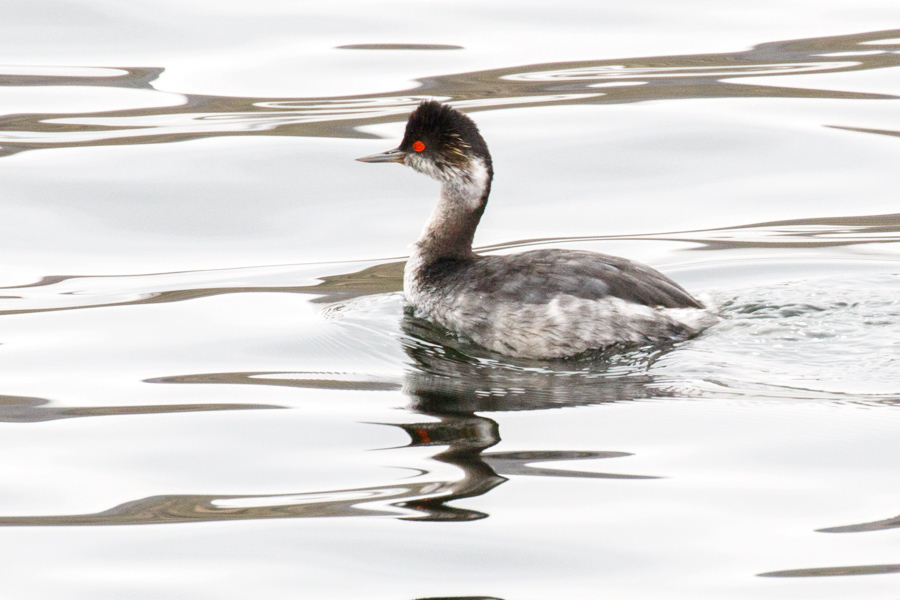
[357,101,714,359]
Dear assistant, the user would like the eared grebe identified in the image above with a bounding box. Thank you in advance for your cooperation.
[358,101,714,359]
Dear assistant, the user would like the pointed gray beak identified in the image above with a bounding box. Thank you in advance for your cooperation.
[356,148,406,164]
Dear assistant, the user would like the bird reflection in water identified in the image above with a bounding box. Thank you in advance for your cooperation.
[0,314,665,527]
[394,313,664,521]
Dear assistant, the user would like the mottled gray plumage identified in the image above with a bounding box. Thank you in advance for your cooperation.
[419,249,702,309]
[358,101,716,359]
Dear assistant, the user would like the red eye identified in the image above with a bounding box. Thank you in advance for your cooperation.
[413,140,425,152]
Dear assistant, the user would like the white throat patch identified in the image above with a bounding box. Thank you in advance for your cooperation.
[442,157,490,211]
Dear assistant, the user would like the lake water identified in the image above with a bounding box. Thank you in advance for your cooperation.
[1,2,899,598]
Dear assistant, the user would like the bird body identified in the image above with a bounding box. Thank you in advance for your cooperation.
[359,101,714,359]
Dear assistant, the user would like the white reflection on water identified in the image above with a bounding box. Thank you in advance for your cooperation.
[503,61,860,81]
[0,66,128,77]
[0,5,898,600]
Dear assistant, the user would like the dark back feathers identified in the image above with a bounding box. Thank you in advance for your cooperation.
[420,249,704,310]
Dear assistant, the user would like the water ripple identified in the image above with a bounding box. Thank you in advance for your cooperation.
[759,564,900,577]
[0,29,896,156]
[2,213,897,317]
[0,411,652,525]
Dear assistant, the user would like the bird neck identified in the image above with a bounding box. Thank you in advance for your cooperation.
[414,159,492,262]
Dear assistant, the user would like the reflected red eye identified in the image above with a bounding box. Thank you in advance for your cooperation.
[413,140,425,152]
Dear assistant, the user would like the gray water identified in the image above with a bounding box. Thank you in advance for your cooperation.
[1,2,900,598]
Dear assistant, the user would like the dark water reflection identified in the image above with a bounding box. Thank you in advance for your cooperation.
[0,29,897,156]
[759,564,900,578]
[414,597,503,600]
[819,513,900,534]
[757,509,900,579]
[755,509,900,579]
[0,394,278,423]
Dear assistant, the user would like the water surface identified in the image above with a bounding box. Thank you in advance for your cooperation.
[0,2,899,599]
